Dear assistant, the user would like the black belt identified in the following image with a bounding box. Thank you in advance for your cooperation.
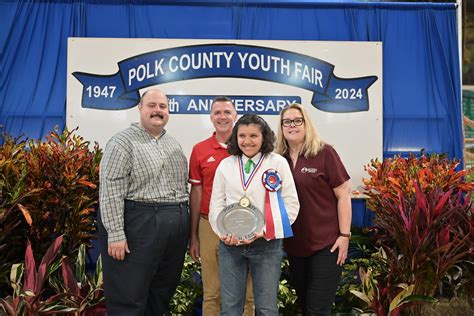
[125,199,188,209]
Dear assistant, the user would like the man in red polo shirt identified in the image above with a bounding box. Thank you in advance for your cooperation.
[188,96,254,315]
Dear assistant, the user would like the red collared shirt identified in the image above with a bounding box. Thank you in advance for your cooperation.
[188,133,229,215]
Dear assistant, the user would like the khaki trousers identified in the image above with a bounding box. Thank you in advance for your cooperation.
[199,217,254,316]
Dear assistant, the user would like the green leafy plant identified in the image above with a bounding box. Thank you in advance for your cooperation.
[362,153,473,313]
[335,231,382,314]
[168,255,301,315]
[278,258,299,315]
[169,253,202,315]
[438,262,473,300]
[20,127,102,262]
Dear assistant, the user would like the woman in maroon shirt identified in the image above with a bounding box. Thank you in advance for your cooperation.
[276,103,352,316]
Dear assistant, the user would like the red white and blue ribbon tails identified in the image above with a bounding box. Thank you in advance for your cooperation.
[262,169,293,239]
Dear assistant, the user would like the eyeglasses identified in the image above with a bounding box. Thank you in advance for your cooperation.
[282,117,304,127]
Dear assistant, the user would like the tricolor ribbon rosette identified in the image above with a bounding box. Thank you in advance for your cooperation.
[261,169,293,240]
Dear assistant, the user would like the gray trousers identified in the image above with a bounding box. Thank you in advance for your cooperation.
[98,200,189,316]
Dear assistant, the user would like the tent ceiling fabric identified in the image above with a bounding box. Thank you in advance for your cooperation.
[0,0,461,161]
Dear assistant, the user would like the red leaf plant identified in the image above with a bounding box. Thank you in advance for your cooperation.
[48,244,105,315]
[0,135,40,295]
[21,127,101,263]
[363,154,473,298]
[0,235,76,315]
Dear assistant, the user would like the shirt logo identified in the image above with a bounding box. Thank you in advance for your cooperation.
[207,156,216,163]
[301,167,317,174]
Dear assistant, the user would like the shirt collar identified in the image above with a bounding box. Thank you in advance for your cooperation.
[211,132,227,149]
[242,152,262,164]
[132,122,166,139]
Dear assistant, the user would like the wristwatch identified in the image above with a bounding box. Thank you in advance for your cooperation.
[340,232,351,239]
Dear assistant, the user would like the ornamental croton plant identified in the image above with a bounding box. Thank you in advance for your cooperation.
[363,154,473,297]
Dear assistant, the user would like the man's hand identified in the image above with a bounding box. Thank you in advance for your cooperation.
[108,240,130,261]
[188,235,200,262]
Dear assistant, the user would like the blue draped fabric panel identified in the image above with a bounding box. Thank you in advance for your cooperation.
[0,0,462,225]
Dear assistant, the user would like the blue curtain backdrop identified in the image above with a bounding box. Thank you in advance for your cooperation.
[0,0,462,226]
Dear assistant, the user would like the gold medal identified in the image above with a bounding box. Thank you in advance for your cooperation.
[239,196,250,208]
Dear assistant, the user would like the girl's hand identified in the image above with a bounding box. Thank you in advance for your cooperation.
[220,234,240,246]
[239,231,265,245]
[220,231,265,246]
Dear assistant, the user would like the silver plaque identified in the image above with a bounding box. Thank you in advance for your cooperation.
[216,203,264,240]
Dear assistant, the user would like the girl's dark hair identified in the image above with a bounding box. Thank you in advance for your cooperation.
[228,114,275,156]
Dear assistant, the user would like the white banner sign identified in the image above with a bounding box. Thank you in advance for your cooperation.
[67,38,383,192]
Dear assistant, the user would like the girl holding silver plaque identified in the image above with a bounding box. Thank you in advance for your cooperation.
[209,114,300,315]
[276,103,352,316]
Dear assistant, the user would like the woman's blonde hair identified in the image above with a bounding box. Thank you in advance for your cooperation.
[276,103,325,158]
